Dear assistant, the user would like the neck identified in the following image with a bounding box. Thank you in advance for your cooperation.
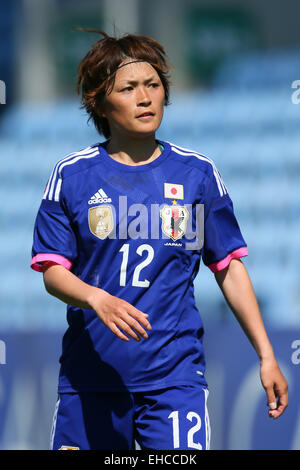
[106,134,161,166]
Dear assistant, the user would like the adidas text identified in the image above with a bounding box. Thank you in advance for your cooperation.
[88,197,112,204]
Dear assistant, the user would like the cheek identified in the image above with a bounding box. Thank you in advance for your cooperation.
[104,101,132,124]
[157,89,166,110]
[104,99,123,115]
[156,107,165,125]
[103,92,131,116]
[157,95,165,118]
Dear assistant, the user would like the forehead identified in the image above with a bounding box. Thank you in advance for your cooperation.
[113,61,159,83]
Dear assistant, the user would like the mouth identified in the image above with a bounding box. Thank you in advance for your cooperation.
[136,111,155,119]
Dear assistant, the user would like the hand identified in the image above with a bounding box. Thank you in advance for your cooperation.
[260,356,288,419]
[88,288,152,342]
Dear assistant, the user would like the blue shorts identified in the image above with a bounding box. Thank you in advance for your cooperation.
[50,385,210,450]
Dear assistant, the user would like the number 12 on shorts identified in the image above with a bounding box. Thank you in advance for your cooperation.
[168,410,202,450]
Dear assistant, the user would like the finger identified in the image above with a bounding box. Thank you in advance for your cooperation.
[268,404,285,419]
[128,307,152,330]
[267,387,288,418]
[277,392,289,409]
[123,314,149,339]
[109,322,130,342]
[269,404,285,419]
[272,389,289,418]
[265,386,277,411]
[117,318,142,342]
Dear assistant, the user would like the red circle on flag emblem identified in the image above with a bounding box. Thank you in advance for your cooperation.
[171,187,177,195]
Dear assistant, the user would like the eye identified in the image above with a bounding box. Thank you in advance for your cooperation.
[149,82,159,88]
[120,86,133,92]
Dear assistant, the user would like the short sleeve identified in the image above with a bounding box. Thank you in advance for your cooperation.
[202,169,248,273]
[31,192,77,273]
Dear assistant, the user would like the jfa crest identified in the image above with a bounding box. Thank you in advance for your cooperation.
[88,205,114,240]
[160,205,189,241]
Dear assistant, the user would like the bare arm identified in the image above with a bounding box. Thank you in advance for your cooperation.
[215,258,288,419]
[42,263,151,342]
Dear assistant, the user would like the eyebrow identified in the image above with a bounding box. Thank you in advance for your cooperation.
[118,76,157,86]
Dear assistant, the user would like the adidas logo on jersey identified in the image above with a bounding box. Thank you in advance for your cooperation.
[88,188,112,204]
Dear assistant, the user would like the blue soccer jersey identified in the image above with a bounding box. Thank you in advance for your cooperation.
[31,139,248,393]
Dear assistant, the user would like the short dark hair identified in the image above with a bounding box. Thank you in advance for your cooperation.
[76,29,172,138]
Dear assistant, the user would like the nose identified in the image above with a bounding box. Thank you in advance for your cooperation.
[137,86,151,106]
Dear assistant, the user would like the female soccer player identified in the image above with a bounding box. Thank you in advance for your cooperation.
[31,30,288,450]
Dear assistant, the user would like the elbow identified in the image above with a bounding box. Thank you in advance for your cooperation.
[43,275,55,296]
[42,266,58,297]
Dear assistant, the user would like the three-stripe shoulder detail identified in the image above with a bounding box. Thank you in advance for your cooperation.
[168,142,227,197]
[42,146,100,202]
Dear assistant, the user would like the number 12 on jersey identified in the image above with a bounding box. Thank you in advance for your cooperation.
[119,243,154,288]
[168,410,202,450]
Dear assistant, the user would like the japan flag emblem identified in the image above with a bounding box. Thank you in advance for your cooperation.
[164,183,184,200]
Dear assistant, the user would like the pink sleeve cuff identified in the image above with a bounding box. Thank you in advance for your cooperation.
[208,247,248,273]
[31,253,72,272]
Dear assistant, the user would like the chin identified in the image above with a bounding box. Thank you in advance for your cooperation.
[132,130,158,140]
[126,125,160,140]
[135,120,163,137]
